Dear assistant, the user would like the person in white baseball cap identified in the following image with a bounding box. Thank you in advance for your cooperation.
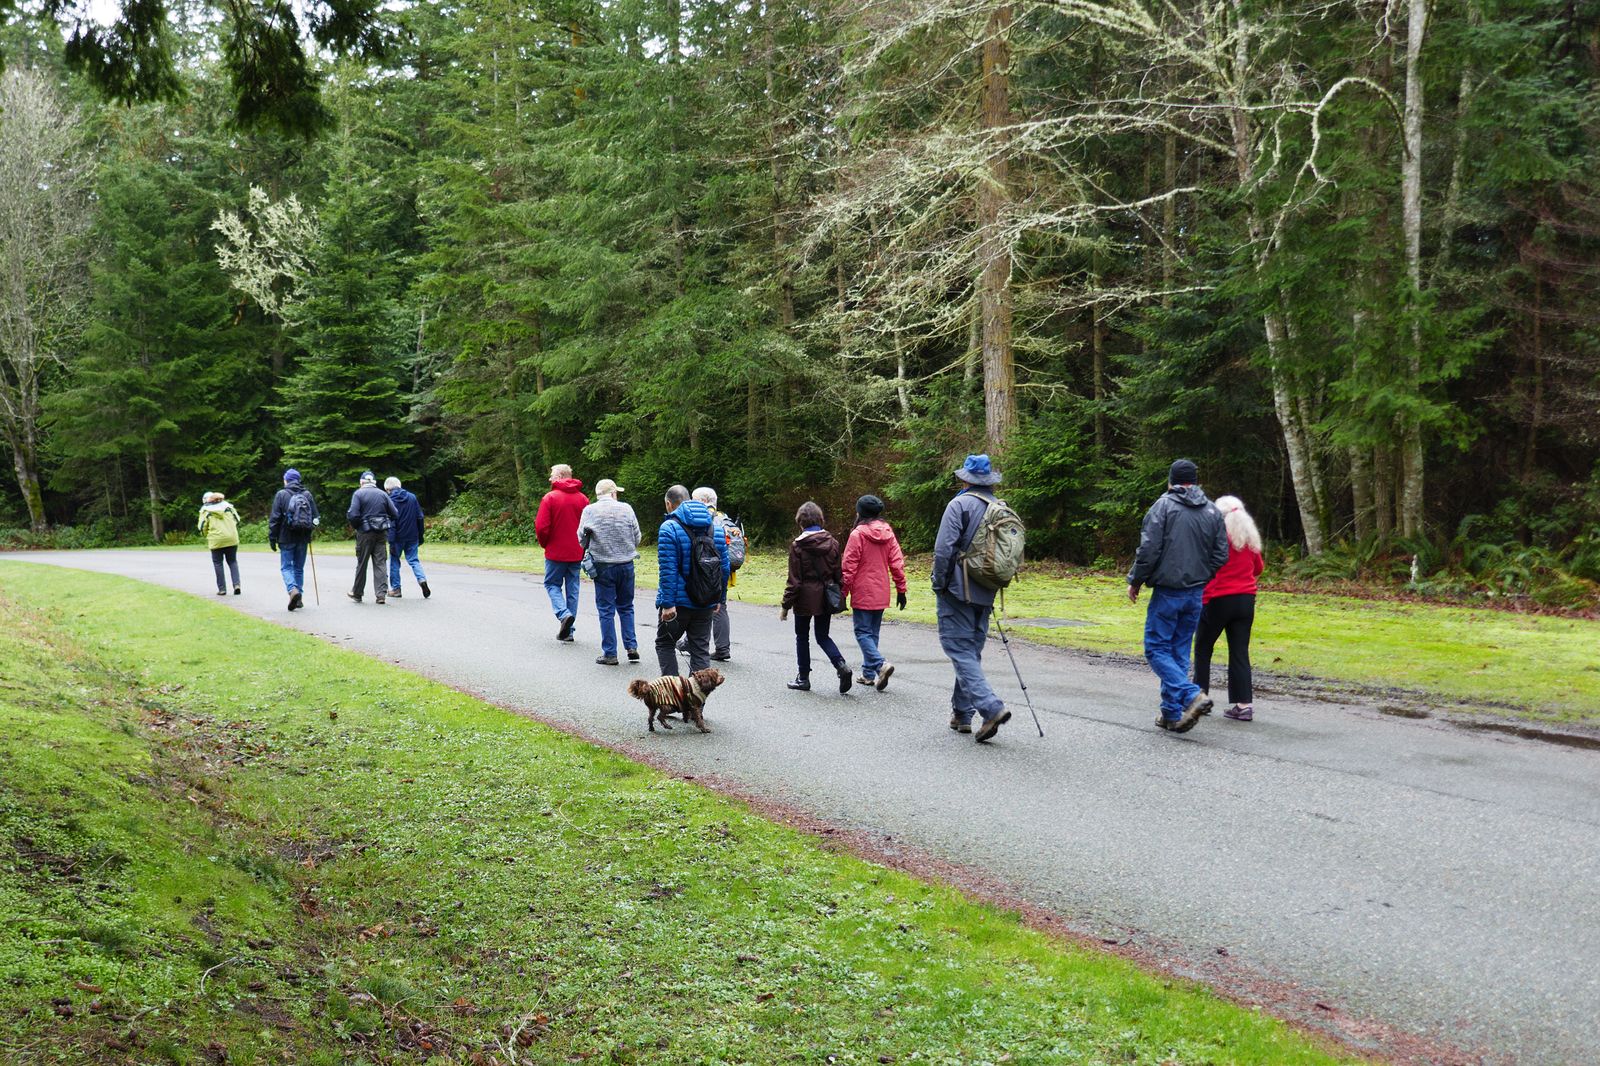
[578,477,642,664]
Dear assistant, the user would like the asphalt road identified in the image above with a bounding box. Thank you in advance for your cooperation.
[8,550,1599,1063]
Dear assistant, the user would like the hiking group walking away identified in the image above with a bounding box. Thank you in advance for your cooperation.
[204,451,1266,742]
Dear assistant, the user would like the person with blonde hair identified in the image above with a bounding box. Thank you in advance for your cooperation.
[1193,495,1266,721]
[197,491,242,596]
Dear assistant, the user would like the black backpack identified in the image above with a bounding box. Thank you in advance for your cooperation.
[673,515,724,608]
[285,488,315,533]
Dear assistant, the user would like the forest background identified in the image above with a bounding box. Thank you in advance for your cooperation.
[1,0,1598,607]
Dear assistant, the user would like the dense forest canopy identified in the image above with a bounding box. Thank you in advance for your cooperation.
[1,0,1598,588]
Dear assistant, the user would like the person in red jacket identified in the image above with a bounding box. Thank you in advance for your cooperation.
[1193,495,1265,720]
[841,494,909,691]
[535,463,589,641]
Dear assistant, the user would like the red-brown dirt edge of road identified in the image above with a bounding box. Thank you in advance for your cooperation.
[409,669,1498,1066]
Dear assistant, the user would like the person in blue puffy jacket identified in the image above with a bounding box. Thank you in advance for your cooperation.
[654,484,729,676]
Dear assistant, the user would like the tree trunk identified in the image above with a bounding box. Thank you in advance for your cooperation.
[1523,266,1544,479]
[1399,0,1429,538]
[1374,445,1396,539]
[977,3,1016,457]
[894,335,911,418]
[8,435,46,532]
[144,442,164,542]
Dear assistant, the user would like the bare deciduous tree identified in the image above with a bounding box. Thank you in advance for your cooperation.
[0,68,93,531]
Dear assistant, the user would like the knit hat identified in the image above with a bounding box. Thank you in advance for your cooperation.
[359,470,376,485]
[1168,459,1199,486]
[954,454,1002,486]
[855,494,885,519]
[283,468,301,485]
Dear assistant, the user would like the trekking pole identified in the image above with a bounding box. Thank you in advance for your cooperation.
[308,538,321,605]
[993,616,1044,737]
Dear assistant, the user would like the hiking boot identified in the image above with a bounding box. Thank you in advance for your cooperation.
[875,664,894,691]
[710,651,731,662]
[233,587,241,595]
[1176,692,1213,732]
[856,675,875,688]
[375,597,386,605]
[787,677,811,691]
[975,710,1012,744]
[595,655,619,666]
[949,715,972,734]
[626,648,640,663]
[288,590,302,611]
[346,591,362,603]
[1156,715,1182,732]
[836,665,853,694]
[389,587,402,598]
[557,615,575,641]
[1224,705,1254,722]
[420,581,431,598]
[216,589,227,596]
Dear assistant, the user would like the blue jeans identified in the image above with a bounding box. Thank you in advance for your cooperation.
[592,562,637,658]
[278,541,308,593]
[1145,585,1205,718]
[935,592,1003,723]
[852,608,885,679]
[544,560,582,622]
[388,542,427,590]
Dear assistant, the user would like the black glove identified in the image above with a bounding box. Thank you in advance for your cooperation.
[897,591,907,611]
[269,540,278,552]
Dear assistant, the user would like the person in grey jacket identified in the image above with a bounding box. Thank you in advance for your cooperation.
[1127,458,1230,733]
[578,478,642,665]
[931,454,1011,744]
[346,471,399,604]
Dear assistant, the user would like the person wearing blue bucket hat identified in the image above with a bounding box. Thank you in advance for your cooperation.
[930,454,1012,743]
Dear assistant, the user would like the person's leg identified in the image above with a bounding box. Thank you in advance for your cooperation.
[372,537,389,601]
[564,563,581,627]
[1192,599,1224,697]
[291,543,308,593]
[965,604,1005,721]
[813,610,846,668]
[793,612,811,680]
[279,543,298,593]
[351,535,371,598]
[683,608,714,673]
[405,543,427,583]
[211,548,227,592]
[1226,596,1255,706]
[655,610,687,675]
[1170,588,1203,705]
[389,543,402,591]
[593,564,619,659]
[939,596,1002,721]
[1144,588,1185,718]
[851,609,880,680]
[543,560,570,619]
[616,563,638,654]
[711,602,730,658]
[937,595,974,725]
[223,546,240,589]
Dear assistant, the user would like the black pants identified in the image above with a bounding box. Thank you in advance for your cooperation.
[657,606,714,675]
[794,612,845,678]
[353,530,389,601]
[1193,593,1255,705]
[210,545,239,591]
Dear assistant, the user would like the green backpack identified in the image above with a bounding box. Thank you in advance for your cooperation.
[961,491,1026,591]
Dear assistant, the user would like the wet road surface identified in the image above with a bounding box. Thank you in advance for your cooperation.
[6,550,1598,1063]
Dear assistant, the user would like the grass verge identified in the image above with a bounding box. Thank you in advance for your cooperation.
[210,540,1600,722]
[0,561,1356,1065]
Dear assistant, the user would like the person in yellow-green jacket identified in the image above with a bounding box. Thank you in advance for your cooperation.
[197,491,242,596]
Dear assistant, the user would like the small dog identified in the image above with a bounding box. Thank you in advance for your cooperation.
[629,668,725,733]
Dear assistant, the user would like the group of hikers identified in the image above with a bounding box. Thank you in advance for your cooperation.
[197,454,1262,740]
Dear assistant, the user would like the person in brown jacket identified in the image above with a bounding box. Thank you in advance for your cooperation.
[779,501,853,693]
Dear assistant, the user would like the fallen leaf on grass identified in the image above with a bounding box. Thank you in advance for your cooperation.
[74,981,102,993]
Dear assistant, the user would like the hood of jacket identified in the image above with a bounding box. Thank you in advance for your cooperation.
[1169,484,1211,508]
[855,518,896,543]
[794,528,836,556]
[670,500,714,529]
[388,487,411,505]
[551,478,585,494]
[200,501,234,516]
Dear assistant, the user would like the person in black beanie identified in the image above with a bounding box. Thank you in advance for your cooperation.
[1127,459,1230,733]
[841,493,909,690]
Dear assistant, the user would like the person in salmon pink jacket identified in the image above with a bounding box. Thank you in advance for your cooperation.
[841,494,909,691]
[1193,495,1265,721]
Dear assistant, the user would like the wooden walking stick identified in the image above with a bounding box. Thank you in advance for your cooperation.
[307,537,321,605]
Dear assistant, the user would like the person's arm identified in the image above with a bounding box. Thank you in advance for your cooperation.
[416,498,426,544]
[268,492,282,548]
[197,510,207,535]
[630,508,642,548]
[931,501,965,594]
[1127,500,1167,593]
[655,522,676,611]
[780,542,801,613]
[840,529,862,595]
[309,494,320,528]
[715,523,730,603]
[888,531,908,594]
[1207,517,1231,578]
[534,495,551,547]
[347,492,361,528]
[385,493,399,520]
[1252,548,1265,578]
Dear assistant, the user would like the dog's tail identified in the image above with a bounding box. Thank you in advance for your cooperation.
[627,679,652,699]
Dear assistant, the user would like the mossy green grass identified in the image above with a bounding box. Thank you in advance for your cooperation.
[0,561,1356,1064]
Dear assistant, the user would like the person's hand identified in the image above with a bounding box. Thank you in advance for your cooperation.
[1127,584,1140,604]
[897,591,907,610]
[780,608,789,621]
[660,606,677,623]
[269,541,278,552]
